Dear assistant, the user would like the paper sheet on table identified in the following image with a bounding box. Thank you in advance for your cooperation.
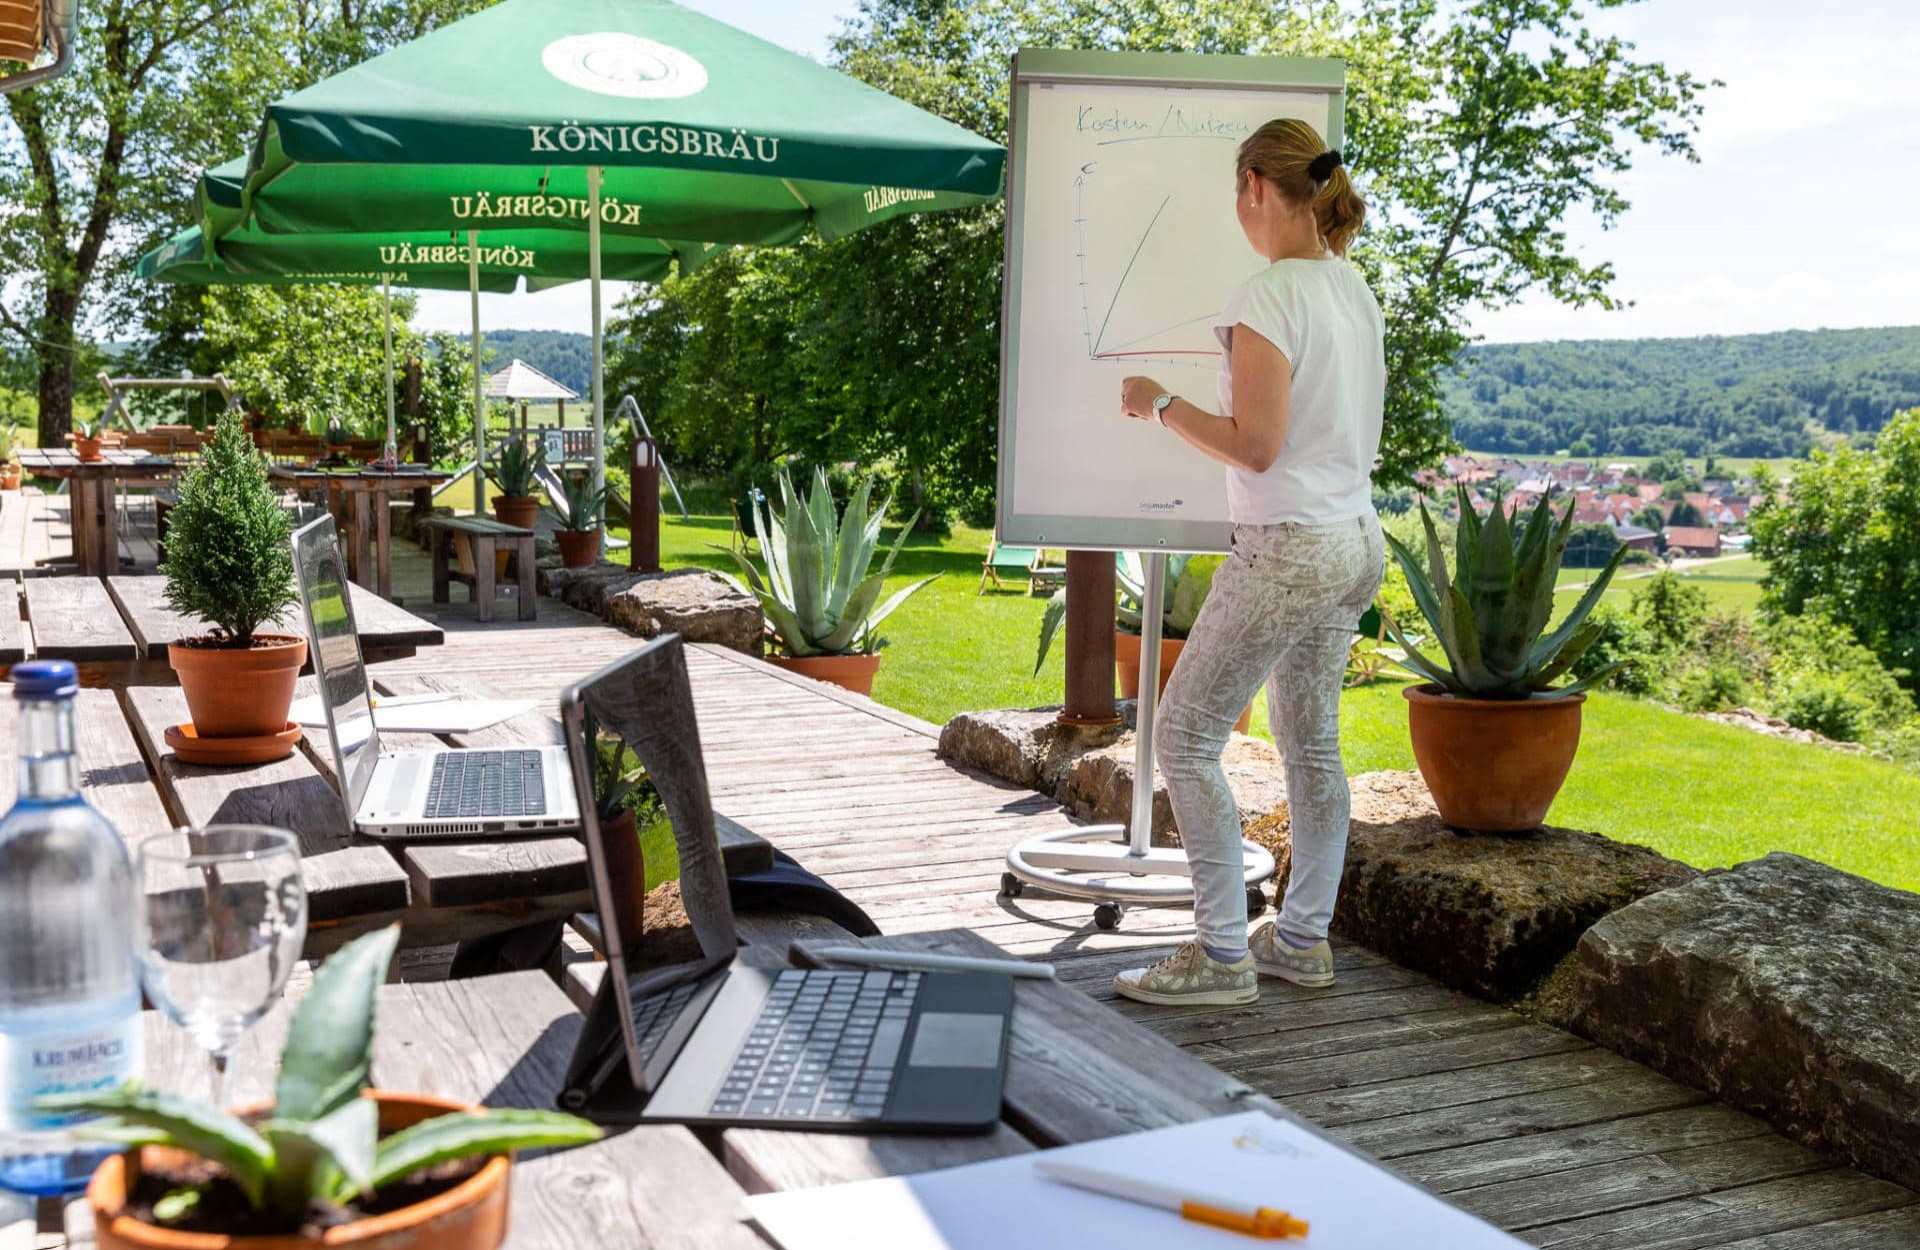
[745,1110,1527,1250]
[288,694,534,735]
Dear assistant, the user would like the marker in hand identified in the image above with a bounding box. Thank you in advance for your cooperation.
[1035,1159,1310,1240]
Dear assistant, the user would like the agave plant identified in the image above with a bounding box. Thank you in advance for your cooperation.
[545,472,608,534]
[38,926,599,1230]
[1382,485,1628,700]
[485,434,545,498]
[1032,552,1223,674]
[722,466,938,657]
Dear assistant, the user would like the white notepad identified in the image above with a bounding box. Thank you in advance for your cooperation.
[288,694,534,736]
[745,1111,1527,1250]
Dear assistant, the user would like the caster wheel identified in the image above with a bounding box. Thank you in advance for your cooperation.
[1246,885,1269,918]
[1093,902,1122,931]
[999,872,1025,898]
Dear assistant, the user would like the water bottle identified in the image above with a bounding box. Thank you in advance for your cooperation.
[0,661,143,1197]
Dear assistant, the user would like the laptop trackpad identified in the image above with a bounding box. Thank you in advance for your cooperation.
[908,1013,1004,1069]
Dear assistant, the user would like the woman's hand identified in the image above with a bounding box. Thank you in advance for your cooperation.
[1119,376,1166,421]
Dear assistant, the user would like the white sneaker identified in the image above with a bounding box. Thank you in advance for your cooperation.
[1113,940,1258,1007]
[1250,922,1335,988]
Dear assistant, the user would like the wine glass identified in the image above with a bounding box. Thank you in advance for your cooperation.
[136,826,306,1110]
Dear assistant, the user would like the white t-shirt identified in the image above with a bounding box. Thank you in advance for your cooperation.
[1211,256,1385,525]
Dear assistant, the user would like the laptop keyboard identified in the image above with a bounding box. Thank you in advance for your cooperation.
[711,969,922,1120]
[423,750,545,819]
[630,978,703,1069]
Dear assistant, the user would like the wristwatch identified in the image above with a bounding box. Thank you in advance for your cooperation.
[1151,392,1175,426]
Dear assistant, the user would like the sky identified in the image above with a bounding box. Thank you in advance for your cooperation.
[413,0,1920,346]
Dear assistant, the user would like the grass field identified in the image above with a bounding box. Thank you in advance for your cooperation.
[622,512,1920,890]
[1465,448,1800,479]
[1554,552,1768,616]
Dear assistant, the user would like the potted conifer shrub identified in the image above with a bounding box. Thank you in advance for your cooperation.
[161,412,306,755]
[1383,485,1628,832]
[545,472,607,569]
[723,466,938,696]
[44,926,601,1250]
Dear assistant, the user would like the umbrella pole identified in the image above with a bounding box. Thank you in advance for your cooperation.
[469,230,485,514]
[382,274,396,458]
[588,166,606,553]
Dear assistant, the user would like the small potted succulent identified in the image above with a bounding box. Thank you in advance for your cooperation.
[1034,554,1252,732]
[545,472,607,569]
[160,412,306,752]
[70,418,106,462]
[486,435,544,532]
[321,417,355,467]
[1383,485,1627,832]
[722,466,938,696]
[0,424,20,490]
[43,926,601,1250]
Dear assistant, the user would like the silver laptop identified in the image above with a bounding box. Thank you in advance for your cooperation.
[291,515,579,839]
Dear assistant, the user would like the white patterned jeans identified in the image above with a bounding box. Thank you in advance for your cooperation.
[1156,515,1385,955]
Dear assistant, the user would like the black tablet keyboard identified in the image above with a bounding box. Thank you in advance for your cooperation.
[711,969,922,1120]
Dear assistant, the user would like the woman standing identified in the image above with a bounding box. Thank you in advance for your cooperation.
[1111,118,1386,1007]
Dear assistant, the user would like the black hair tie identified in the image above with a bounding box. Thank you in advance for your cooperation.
[1308,149,1344,182]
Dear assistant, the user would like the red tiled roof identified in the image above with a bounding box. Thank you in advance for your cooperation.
[1664,526,1721,549]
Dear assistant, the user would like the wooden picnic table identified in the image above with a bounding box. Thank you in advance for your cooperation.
[13,667,769,962]
[0,576,443,683]
[24,925,1349,1250]
[16,448,176,576]
[269,465,453,599]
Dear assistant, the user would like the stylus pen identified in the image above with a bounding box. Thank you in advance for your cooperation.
[807,946,1056,980]
[1036,1160,1310,1240]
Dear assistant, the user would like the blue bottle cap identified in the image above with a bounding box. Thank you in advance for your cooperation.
[12,660,79,699]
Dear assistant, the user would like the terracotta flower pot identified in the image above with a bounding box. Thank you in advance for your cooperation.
[0,463,19,490]
[766,651,882,696]
[72,436,105,463]
[87,1091,512,1250]
[491,496,540,532]
[1403,684,1586,833]
[1114,631,1253,734]
[452,539,512,581]
[555,530,599,569]
[169,634,308,739]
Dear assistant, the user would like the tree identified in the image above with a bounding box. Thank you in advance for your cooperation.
[1568,437,1595,458]
[1563,521,1621,568]
[1750,409,1920,690]
[1632,569,1709,652]
[1633,503,1666,531]
[1665,499,1704,527]
[2,1,494,446]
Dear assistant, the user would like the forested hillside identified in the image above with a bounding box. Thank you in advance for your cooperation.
[1445,326,1920,457]
[466,330,595,397]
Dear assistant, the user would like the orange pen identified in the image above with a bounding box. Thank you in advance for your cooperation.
[1034,1160,1310,1240]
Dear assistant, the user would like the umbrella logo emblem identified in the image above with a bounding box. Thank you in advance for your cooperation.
[542,33,709,100]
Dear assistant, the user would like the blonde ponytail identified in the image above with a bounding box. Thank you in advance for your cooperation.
[1235,119,1366,256]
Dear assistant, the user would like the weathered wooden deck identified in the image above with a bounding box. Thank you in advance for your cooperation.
[7,494,1916,1247]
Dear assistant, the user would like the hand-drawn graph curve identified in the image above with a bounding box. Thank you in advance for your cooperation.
[1076,172,1222,374]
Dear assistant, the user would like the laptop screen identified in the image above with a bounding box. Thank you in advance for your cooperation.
[560,635,738,1090]
[291,515,380,813]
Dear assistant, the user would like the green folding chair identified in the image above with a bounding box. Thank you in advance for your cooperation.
[979,539,1041,595]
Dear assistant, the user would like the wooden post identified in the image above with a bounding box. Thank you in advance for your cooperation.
[1059,550,1119,726]
[630,435,661,574]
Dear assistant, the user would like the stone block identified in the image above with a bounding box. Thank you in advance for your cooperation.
[1333,771,1698,1000]
[1572,852,1920,1189]
[601,568,763,656]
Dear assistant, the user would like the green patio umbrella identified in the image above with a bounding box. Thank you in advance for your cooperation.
[218,0,1005,514]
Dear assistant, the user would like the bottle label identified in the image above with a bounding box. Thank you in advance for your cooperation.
[1,1015,142,1131]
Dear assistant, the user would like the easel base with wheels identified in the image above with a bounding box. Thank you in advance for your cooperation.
[1000,550,1276,930]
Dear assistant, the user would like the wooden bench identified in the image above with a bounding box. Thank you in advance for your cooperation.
[426,516,537,623]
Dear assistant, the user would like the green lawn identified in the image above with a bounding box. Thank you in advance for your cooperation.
[622,513,1920,891]
[1555,553,1767,616]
